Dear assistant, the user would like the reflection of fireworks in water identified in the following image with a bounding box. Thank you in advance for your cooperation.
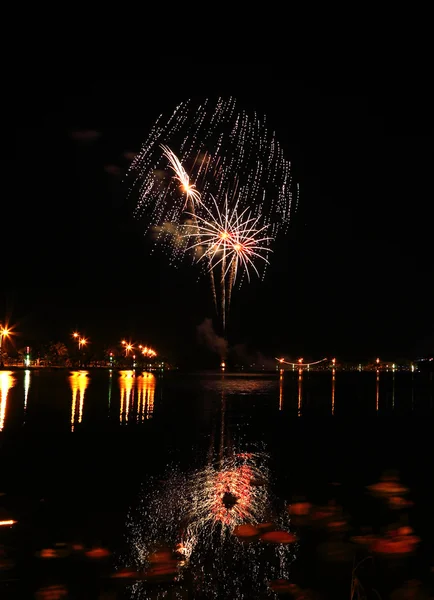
[181,452,269,551]
[126,449,296,598]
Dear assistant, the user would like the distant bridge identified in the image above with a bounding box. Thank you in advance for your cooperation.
[275,357,328,368]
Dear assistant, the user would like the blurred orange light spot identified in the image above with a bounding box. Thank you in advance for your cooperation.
[85,547,111,558]
[233,524,259,538]
[260,530,297,544]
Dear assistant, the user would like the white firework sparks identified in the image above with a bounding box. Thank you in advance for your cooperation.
[183,195,274,330]
[129,97,296,255]
[128,97,298,330]
[185,194,274,284]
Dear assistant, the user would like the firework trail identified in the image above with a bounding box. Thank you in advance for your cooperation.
[160,144,202,210]
[159,144,219,311]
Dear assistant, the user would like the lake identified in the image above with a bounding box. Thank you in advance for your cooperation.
[0,369,433,598]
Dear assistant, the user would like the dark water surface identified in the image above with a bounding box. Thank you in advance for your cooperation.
[1,369,433,598]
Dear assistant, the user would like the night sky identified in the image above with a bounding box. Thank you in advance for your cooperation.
[5,70,433,365]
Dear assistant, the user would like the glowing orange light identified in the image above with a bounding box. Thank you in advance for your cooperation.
[298,358,303,363]
[0,371,15,431]
[0,323,16,344]
[119,370,134,423]
[73,332,79,338]
[136,372,156,421]
[69,371,89,431]
[0,519,16,526]
[85,547,111,558]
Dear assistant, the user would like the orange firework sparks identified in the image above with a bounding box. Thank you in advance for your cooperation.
[126,448,297,598]
[209,465,256,526]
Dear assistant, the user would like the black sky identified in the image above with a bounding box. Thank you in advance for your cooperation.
[4,70,433,364]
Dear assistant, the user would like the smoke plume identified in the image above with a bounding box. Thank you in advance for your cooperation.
[197,318,228,359]
[231,343,277,370]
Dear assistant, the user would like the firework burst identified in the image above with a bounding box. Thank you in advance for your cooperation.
[129,97,296,255]
[129,97,297,330]
[184,195,274,329]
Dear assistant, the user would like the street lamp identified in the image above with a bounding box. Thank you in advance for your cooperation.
[121,341,133,357]
[0,327,10,368]
[73,332,88,366]
[142,347,156,358]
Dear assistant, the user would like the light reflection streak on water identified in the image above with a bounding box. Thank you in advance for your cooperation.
[136,372,156,422]
[279,370,283,410]
[376,370,380,412]
[331,368,336,415]
[119,371,156,424]
[119,370,134,424]
[298,369,303,416]
[0,371,15,431]
[201,376,276,395]
[108,370,112,409]
[392,373,395,410]
[24,369,31,416]
[411,373,415,410]
[69,371,89,432]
